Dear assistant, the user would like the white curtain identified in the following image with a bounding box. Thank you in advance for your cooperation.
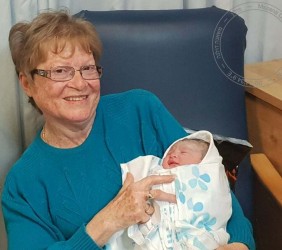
[1,0,282,248]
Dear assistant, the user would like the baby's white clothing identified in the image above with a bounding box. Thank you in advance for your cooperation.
[106,131,232,250]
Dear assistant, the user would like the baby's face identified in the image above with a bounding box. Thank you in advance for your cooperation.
[162,141,202,169]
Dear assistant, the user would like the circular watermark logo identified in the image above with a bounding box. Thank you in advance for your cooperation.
[212,2,282,87]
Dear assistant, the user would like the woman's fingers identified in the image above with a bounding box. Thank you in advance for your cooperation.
[119,172,134,193]
[86,173,176,245]
[144,202,155,216]
[122,174,176,205]
[149,189,176,203]
[135,174,176,203]
[91,173,176,233]
[139,174,175,187]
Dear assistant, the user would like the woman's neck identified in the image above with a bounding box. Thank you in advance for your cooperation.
[41,117,94,148]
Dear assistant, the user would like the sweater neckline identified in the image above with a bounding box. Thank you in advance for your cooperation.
[36,106,102,154]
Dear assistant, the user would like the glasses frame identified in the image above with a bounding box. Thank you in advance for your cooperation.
[30,65,103,82]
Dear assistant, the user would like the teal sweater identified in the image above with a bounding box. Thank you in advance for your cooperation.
[2,90,255,250]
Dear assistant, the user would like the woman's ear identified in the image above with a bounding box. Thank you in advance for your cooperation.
[19,72,33,97]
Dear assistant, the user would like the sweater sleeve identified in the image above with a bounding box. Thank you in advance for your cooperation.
[1,176,102,250]
[227,192,256,250]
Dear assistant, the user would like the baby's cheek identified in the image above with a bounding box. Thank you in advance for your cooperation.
[162,158,169,168]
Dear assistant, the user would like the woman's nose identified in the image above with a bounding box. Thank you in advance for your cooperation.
[68,71,87,90]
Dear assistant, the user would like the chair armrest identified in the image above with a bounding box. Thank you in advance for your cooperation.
[250,153,282,207]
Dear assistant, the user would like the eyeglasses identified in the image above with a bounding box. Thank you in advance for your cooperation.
[30,65,103,82]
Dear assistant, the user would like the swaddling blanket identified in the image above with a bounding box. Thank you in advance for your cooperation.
[106,131,232,250]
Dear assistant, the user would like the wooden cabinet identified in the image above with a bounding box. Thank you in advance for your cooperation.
[245,59,282,250]
[245,59,282,175]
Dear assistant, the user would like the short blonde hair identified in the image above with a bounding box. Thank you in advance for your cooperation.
[9,9,102,75]
[9,10,102,111]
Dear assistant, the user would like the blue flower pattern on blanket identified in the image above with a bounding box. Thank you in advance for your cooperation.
[175,165,217,250]
[189,165,211,190]
[112,164,219,249]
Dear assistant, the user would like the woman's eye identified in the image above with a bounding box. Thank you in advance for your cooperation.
[55,68,67,74]
[83,66,91,71]
[84,65,96,72]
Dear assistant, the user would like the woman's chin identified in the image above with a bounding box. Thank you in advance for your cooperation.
[64,112,95,124]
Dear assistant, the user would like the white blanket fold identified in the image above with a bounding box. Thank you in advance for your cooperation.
[106,131,232,250]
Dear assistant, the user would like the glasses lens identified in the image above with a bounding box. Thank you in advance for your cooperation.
[51,66,74,81]
[81,65,102,80]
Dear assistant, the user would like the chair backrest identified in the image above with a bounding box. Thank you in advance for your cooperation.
[76,7,253,220]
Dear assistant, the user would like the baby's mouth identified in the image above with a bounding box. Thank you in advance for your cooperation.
[168,159,178,166]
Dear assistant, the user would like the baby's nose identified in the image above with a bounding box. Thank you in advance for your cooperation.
[170,153,177,158]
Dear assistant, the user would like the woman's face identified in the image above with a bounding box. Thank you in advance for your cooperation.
[22,44,100,127]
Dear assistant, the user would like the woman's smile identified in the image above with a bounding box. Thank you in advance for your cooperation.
[64,95,88,102]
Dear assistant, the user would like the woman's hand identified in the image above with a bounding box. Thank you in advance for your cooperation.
[86,172,176,246]
[216,243,249,250]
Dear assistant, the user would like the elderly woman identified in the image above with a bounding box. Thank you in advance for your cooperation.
[2,10,255,250]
